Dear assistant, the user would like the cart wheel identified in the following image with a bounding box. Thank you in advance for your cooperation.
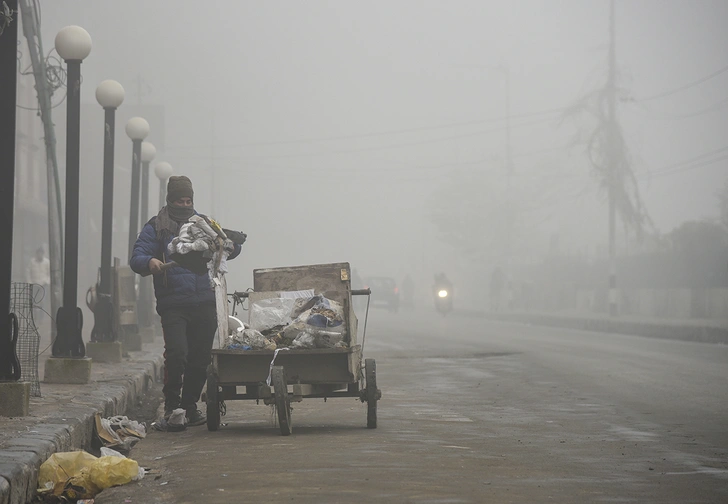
[365,358,379,429]
[206,366,220,431]
[271,366,292,436]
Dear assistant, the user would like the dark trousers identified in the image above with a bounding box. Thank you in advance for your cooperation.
[159,304,217,413]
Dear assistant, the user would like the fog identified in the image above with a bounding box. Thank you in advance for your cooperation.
[15,1,728,311]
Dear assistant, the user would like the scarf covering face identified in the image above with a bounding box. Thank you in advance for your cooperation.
[155,205,195,240]
[157,175,196,240]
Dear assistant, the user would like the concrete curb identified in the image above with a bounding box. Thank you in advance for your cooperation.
[0,354,163,504]
[460,310,728,344]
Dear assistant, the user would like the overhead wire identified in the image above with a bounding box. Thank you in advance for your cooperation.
[166,106,567,152]
[630,96,728,120]
[635,64,728,102]
[637,146,728,180]
[641,154,728,180]
[174,115,560,162]
[194,142,574,183]
[16,0,67,112]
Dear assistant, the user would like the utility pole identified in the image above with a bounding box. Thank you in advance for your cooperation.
[606,0,618,317]
[498,64,514,270]
[18,0,64,339]
[504,66,513,190]
[1,0,21,381]
[504,65,513,263]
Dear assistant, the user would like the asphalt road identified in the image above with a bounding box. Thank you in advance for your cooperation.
[96,308,728,504]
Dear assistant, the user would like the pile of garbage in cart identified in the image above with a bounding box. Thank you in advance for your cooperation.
[225,291,348,350]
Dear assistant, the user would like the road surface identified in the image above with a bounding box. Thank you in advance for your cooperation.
[96,308,728,503]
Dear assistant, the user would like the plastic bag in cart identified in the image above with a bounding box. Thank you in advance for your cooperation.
[249,297,296,333]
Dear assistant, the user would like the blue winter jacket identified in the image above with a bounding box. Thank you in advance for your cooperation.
[129,216,241,314]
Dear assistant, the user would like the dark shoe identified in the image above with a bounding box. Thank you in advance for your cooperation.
[186,408,207,427]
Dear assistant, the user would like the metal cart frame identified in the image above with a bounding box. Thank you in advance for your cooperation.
[206,262,380,435]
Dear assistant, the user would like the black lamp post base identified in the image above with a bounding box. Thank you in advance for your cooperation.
[0,313,21,381]
[90,294,116,343]
[53,306,85,357]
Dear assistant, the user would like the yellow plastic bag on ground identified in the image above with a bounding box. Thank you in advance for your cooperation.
[37,450,139,499]
[89,456,140,489]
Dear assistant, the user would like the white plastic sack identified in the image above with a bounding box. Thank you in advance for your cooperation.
[249,297,296,332]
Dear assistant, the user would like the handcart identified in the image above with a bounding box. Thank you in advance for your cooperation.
[205,262,380,435]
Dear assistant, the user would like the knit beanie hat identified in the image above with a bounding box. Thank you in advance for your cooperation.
[166,176,194,204]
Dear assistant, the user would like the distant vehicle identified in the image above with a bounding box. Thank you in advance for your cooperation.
[433,273,453,316]
[433,285,452,316]
[363,276,400,313]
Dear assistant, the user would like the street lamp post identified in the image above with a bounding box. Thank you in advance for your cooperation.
[154,162,173,210]
[151,161,171,336]
[91,79,124,342]
[138,141,156,329]
[140,142,156,230]
[52,25,92,358]
[0,0,21,381]
[125,117,150,260]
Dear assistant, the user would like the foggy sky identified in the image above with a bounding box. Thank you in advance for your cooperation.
[35,0,728,295]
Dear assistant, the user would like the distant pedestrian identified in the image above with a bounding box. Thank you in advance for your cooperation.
[26,247,50,319]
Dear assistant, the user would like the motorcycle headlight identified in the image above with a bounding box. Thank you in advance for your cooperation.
[438,290,448,298]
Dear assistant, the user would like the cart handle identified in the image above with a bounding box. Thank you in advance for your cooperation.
[232,289,370,297]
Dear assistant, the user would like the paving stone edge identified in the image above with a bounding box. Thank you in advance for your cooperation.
[0,355,163,504]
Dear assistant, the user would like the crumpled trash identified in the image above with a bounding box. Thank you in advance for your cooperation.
[100,447,126,458]
[94,413,146,455]
[37,450,142,500]
[291,329,346,349]
[312,329,347,348]
[291,331,316,349]
[307,295,345,330]
[225,328,276,350]
[152,408,187,432]
[244,294,348,350]
[287,296,347,347]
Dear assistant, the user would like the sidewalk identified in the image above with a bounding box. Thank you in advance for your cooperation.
[460,309,728,344]
[0,331,164,504]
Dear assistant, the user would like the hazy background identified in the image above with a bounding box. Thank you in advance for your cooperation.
[29,0,728,307]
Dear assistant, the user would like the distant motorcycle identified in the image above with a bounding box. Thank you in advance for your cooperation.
[434,285,453,316]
